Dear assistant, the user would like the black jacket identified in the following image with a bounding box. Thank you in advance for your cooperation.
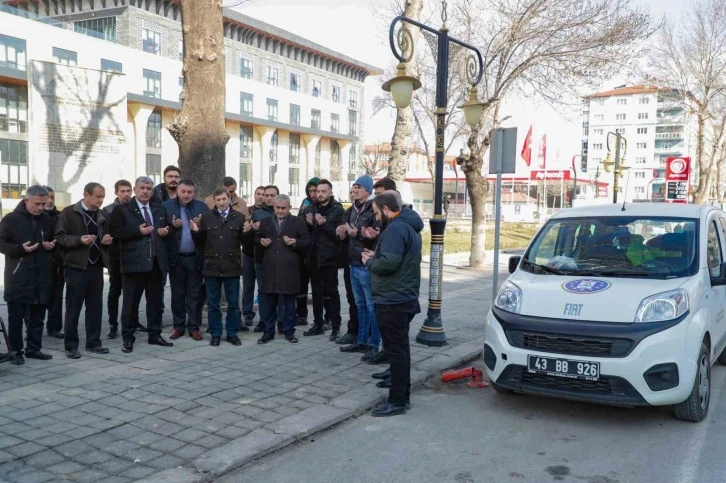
[255,215,311,295]
[344,197,379,266]
[152,183,173,205]
[109,198,170,274]
[250,204,274,263]
[0,202,55,304]
[194,208,246,278]
[162,198,209,268]
[103,198,124,262]
[44,206,64,268]
[302,198,345,267]
[55,201,111,270]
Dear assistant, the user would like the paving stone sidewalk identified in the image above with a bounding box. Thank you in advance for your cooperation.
[0,265,493,483]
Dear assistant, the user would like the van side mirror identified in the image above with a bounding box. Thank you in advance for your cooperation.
[508,256,522,274]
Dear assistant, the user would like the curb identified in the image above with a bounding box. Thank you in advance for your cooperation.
[133,338,484,483]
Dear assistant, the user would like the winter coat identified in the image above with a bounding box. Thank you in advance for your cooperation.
[45,206,64,268]
[151,183,173,205]
[103,198,123,262]
[344,196,379,266]
[194,208,246,278]
[254,215,311,295]
[0,202,55,304]
[250,204,274,263]
[366,207,424,307]
[55,201,111,270]
[162,198,209,268]
[301,198,345,268]
[109,197,170,274]
[204,193,249,217]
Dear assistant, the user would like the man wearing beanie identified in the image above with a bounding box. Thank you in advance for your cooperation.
[295,177,321,327]
[337,174,381,361]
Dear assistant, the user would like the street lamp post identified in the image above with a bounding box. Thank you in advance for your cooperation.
[381,5,485,347]
[602,132,629,204]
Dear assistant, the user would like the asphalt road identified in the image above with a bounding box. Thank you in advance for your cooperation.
[216,360,726,483]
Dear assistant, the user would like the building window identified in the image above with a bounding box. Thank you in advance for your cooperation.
[616,113,626,121]
[638,113,649,120]
[290,73,300,92]
[349,110,357,136]
[332,86,341,103]
[101,59,122,73]
[142,28,161,55]
[330,141,340,179]
[583,127,589,136]
[290,104,300,125]
[0,34,26,71]
[0,139,28,199]
[240,92,253,116]
[640,97,650,104]
[146,110,162,149]
[315,141,321,176]
[591,157,602,165]
[240,58,253,79]
[289,133,300,164]
[635,157,646,164]
[615,128,625,135]
[349,90,358,108]
[635,186,646,194]
[74,18,116,42]
[266,66,278,87]
[312,80,322,97]
[288,167,300,197]
[177,38,183,61]
[311,109,321,130]
[635,171,646,179]
[143,69,162,98]
[331,114,340,133]
[636,142,647,149]
[266,99,278,121]
[349,143,358,181]
[593,128,603,135]
[661,142,673,149]
[595,99,605,106]
[637,127,648,134]
[269,130,278,184]
[594,114,604,121]
[146,154,162,184]
[53,47,77,66]
[592,143,603,150]
[240,125,253,159]
[616,98,627,105]
[0,83,28,133]
[239,162,252,199]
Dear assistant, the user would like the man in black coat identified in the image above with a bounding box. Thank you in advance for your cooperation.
[255,194,311,344]
[109,176,174,353]
[301,179,345,340]
[151,165,181,205]
[0,185,56,365]
[43,186,64,339]
[55,182,113,359]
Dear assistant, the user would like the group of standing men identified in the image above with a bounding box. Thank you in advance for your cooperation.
[0,167,423,417]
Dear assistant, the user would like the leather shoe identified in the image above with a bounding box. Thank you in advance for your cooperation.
[294,316,308,327]
[210,336,221,347]
[148,337,173,347]
[335,333,356,345]
[11,353,25,365]
[122,341,133,353]
[340,343,369,353]
[329,329,340,341]
[206,327,212,334]
[136,324,148,333]
[371,402,406,417]
[376,377,392,389]
[238,325,250,333]
[366,351,390,365]
[303,325,325,337]
[372,368,391,380]
[244,318,255,327]
[107,327,118,339]
[379,397,411,410]
[277,325,284,335]
[87,346,110,354]
[26,351,53,360]
[361,348,379,362]
[253,324,264,333]
[48,330,64,339]
[257,334,274,344]
[226,336,242,346]
[189,330,203,341]
[170,329,185,340]
[66,350,82,359]
[286,335,299,344]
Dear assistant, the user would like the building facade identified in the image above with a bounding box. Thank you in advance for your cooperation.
[0,0,380,209]
[580,85,697,203]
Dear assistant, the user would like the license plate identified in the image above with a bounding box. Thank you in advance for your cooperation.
[527,355,600,381]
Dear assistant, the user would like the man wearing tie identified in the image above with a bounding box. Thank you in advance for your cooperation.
[109,176,173,353]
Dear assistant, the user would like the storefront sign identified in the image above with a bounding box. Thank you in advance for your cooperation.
[529,170,572,181]
[665,157,690,204]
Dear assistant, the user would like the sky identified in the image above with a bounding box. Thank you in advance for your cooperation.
[239,0,688,172]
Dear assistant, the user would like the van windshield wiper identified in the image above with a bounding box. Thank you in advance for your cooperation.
[521,259,567,275]
[578,269,650,277]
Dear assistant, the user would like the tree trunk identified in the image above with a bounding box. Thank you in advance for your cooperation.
[387,0,423,187]
[692,111,709,204]
[168,0,230,200]
[462,130,488,269]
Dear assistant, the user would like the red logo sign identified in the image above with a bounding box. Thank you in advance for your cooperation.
[666,157,690,181]
[530,170,571,181]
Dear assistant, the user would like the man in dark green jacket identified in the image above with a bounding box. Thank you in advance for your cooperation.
[362,191,423,417]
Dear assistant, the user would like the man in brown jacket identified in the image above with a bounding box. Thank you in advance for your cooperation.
[204,176,249,216]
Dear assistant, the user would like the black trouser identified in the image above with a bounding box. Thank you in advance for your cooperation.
[64,265,104,351]
[302,262,324,325]
[318,265,341,330]
[261,293,296,336]
[121,261,164,343]
[107,257,122,328]
[242,252,257,321]
[8,303,44,355]
[376,305,415,407]
[170,253,203,331]
[344,266,358,336]
[45,260,64,334]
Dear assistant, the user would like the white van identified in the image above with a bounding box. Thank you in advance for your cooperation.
[484,203,726,422]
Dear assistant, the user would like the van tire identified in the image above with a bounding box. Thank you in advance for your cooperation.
[490,381,514,394]
[674,343,710,423]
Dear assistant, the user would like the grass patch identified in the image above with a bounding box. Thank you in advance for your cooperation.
[421,223,539,254]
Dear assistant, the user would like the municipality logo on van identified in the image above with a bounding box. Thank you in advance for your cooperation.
[562,279,611,294]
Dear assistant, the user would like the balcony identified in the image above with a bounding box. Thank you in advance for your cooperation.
[655,144,684,155]
[655,132,683,140]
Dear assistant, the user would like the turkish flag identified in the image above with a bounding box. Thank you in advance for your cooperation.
[538,134,547,169]
[521,125,533,166]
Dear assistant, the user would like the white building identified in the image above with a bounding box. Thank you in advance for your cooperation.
[0,1,380,209]
[581,85,697,203]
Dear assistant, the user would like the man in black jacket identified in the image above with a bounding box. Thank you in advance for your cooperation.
[43,186,64,339]
[301,179,345,339]
[0,185,56,365]
[109,176,174,353]
[151,165,181,205]
[294,177,320,327]
[335,186,359,346]
[255,194,311,344]
[103,179,133,339]
[242,186,266,326]
[55,182,113,358]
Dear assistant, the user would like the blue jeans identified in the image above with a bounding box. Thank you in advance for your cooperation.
[350,265,379,348]
[242,253,257,321]
[205,277,240,338]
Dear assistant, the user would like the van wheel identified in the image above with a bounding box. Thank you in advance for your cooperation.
[718,346,726,365]
[490,381,514,394]
[674,343,710,422]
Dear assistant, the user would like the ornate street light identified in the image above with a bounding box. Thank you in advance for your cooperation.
[382,3,485,347]
[602,132,629,203]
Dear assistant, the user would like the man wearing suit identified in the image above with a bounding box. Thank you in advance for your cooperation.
[255,194,311,344]
[163,179,208,341]
[109,176,174,353]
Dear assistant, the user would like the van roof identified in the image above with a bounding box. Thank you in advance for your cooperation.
[551,203,717,220]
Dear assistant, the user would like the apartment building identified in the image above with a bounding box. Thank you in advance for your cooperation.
[0,0,380,208]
